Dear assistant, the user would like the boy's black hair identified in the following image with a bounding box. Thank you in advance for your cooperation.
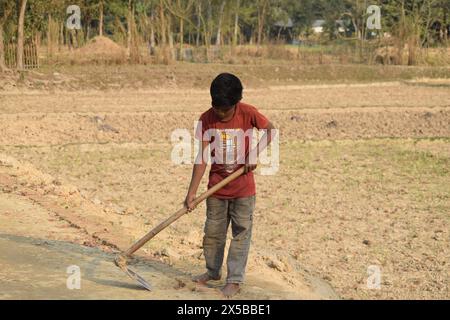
[210,73,243,109]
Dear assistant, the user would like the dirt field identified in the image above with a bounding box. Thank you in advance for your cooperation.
[0,65,449,300]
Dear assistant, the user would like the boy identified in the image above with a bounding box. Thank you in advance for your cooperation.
[184,73,275,298]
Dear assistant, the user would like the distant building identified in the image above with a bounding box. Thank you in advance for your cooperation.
[312,20,326,33]
[274,18,294,29]
[272,18,294,43]
[312,19,346,34]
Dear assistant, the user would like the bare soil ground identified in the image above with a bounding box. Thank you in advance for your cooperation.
[0,65,449,299]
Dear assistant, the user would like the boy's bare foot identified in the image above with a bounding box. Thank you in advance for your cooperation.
[192,273,220,286]
[221,283,240,298]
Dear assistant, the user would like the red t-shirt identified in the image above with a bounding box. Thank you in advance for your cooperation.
[195,102,269,199]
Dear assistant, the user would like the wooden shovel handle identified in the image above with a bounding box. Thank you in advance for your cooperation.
[124,166,246,256]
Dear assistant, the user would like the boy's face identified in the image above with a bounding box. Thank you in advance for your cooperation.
[212,104,236,121]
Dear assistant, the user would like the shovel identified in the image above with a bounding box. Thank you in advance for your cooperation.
[114,166,246,291]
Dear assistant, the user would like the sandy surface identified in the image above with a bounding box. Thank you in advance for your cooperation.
[0,80,449,299]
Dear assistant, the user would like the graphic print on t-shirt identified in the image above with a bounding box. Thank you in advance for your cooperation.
[220,130,239,173]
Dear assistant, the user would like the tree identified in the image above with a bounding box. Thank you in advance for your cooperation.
[127,0,132,56]
[0,22,5,71]
[16,0,27,70]
[256,0,269,45]
[163,0,195,56]
[99,0,104,36]
[233,0,240,46]
[215,0,226,45]
[0,2,14,71]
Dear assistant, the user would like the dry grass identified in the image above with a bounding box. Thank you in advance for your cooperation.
[1,62,449,93]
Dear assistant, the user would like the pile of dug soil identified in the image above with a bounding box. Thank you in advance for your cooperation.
[74,36,126,64]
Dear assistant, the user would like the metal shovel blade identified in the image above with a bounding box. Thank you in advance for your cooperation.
[123,266,152,291]
[115,255,152,291]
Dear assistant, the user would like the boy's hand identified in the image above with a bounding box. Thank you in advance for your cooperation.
[184,193,196,212]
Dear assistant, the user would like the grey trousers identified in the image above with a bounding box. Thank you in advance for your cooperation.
[202,195,256,284]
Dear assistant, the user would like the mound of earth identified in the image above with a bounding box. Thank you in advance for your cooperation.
[74,36,126,63]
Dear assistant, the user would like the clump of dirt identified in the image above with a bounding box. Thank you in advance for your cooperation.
[0,72,20,91]
[74,36,126,64]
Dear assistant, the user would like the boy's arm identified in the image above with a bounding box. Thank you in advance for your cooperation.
[245,121,276,173]
[184,140,210,211]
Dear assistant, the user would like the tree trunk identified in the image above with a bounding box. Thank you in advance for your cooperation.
[207,0,212,46]
[160,0,167,45]
[71,30,78,49]
[86,24,91,41]
[215,0,226,46]
[421,0,432,47]
[66,23,71,50]
[167,14,175,60]
[179,17,184,59]
[444,7,448,41]
[47,14,53,58]
[257,0,267,46]
[127,0,132,57]
[59,21,64,51]
[0,24,7,71]
[149,10,156,54]
[99,0,104,36]
[0,4,12,72]
[196,2,201,46]
[17,0,27,70]
[34,32,41,52]
[233,0,240,47]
